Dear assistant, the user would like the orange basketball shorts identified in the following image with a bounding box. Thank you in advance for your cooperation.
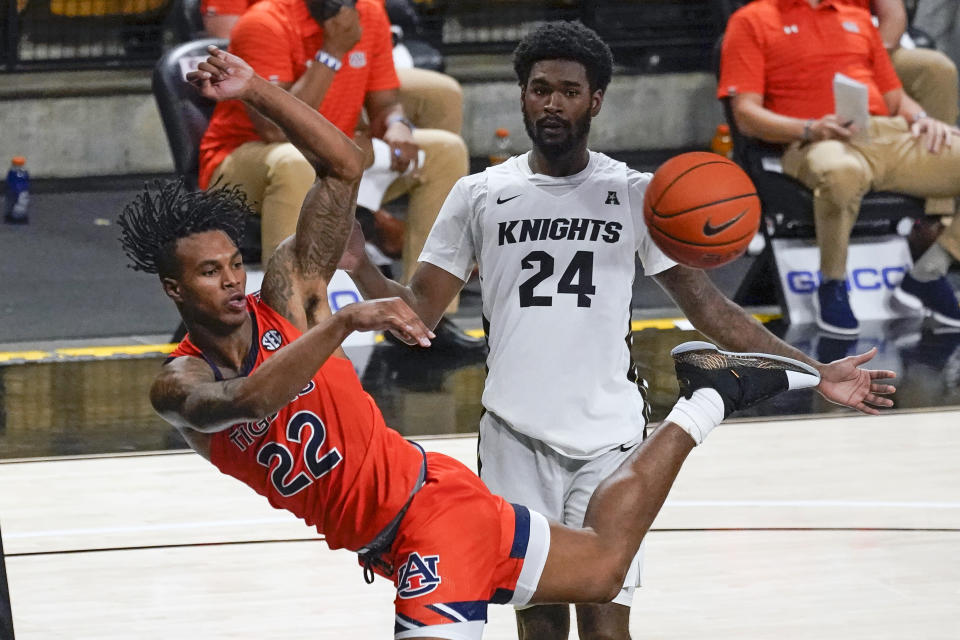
[384,452,550,639]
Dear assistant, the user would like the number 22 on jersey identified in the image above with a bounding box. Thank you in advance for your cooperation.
[256,410,343,497]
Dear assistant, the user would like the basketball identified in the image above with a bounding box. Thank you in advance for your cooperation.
[643,151,760,269]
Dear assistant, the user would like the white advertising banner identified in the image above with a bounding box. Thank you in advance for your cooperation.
[772,236,924,325]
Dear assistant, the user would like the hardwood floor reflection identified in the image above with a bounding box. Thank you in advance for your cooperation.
[2,319,959,459]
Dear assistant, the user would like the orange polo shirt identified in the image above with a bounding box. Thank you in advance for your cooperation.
[718,0,900,120]
[197,0,399,188]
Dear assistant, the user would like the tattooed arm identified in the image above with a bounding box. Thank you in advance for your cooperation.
[171,47,432,430]
[260,175,360,331]
[654,264,810,363]
[189,46,364,331]
[251,78,363,329]
[152,297,433,433]
[654,264,896,415]
[216,53,364,331]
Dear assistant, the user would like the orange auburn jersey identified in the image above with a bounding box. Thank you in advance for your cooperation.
[167,293,424,552]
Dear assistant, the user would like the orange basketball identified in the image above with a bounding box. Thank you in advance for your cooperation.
[643,151,760,269]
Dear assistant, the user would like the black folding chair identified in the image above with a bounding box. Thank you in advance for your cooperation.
[152,37,224,191]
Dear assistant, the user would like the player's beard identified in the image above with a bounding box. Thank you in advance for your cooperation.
[523,106,592,158]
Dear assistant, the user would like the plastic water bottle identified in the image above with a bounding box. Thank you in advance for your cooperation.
[710,124,733,159]
[4,156,30,224]
[488,128,512,166]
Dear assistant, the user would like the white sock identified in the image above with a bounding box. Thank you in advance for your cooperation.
[664,388,726,445]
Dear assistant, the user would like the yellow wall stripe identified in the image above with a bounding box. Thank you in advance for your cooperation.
[0,313,781,364]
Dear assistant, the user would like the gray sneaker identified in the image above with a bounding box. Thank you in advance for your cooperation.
[671,341,821,418]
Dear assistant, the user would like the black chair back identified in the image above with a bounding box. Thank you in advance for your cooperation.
[152,38,227,190]
[168,0,205,41]
[714,0,743,23]
[386,0,444,71]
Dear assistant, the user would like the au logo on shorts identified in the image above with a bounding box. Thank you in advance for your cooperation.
[349,51,367,68]
[261,329,283,351]
[397,552,441,599]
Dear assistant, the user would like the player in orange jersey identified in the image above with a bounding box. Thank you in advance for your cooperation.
[119,47,896,639]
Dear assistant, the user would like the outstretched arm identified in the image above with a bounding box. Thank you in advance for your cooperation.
[189,46,365,327]
[337,220,464,335]
[190,46,363,180]
[151,297,434,433]
[654,265,896,414]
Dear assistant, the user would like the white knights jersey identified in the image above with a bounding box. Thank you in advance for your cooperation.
[420,151,676,458]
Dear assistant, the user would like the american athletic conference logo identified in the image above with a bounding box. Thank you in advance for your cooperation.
[261,329,283,351]
[396,552,441,599]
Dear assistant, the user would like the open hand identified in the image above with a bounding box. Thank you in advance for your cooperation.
[186,45,257,102]
[910,116,960,154]
[384,121,420,174]
[816,347,896,415]
[339,297,434,347]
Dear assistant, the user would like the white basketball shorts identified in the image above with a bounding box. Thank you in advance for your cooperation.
[477,411,644,607]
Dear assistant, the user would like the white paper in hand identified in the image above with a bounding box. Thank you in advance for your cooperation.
[178,55,207,80]
[833,72,869,139]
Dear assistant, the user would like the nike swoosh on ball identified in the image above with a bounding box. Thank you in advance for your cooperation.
[702,209,747,236]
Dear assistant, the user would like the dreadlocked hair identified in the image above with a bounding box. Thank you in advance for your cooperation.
[513,21,614,93]
[117,178,252,277]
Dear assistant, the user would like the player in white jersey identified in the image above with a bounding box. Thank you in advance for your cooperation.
[340,21,891,640]
[438,149,669,459]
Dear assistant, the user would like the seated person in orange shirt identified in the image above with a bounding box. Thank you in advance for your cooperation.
[720,0,960,335]
[198,0,481,352]
[200,0,465,135]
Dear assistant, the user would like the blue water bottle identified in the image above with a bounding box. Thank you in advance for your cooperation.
[5,156,30,224]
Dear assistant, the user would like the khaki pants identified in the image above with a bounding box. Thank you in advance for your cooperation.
[892,47,959,216]
[211,127,468,310]
[397,67,464,134]
[782,116,960,279]
[892,47,959,125]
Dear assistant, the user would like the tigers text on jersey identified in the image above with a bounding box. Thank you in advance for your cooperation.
[419,151,676,458]
[168,294,424,552]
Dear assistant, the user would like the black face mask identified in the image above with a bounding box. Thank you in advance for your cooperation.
[308,0,356,24]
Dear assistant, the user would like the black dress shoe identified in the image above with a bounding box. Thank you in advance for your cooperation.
[385,316,487,356]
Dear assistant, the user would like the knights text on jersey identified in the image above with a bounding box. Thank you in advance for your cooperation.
[419,152,676,458]
[168,293,424,551]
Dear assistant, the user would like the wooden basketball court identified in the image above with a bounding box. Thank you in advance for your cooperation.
[2,409,957,639]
